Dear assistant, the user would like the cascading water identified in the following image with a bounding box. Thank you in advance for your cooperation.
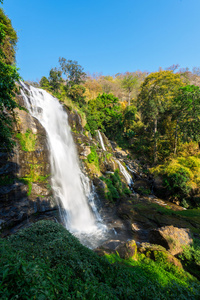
[116,160,133,186]
[97,130,133,187]
[20,82,107,248]
[97,130,106,151]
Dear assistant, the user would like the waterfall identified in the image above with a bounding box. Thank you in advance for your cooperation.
[97,130,133,187]
[20,82,107,248]
[116,159,133,186]
[97,130,106,151]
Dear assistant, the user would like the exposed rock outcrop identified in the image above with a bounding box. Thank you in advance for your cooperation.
[115,239,137,260]
[0,102,57,236]
[149,225,193,255]
[138,242,183,268]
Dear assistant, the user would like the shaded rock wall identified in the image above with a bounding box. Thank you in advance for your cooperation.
[0,96,58,236]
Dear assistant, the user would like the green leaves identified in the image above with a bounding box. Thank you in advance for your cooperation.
[173,85,200,143]
[59,57,86,87]
[1,221,199,299]
[0,8,19,151]
[86,93,122,137]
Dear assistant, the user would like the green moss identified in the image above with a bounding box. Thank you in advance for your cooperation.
[16,129,36,152]
[20,165,49,196]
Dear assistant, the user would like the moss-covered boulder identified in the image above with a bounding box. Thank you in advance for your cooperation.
[149,225,193,255]
[115,239,137,260]
[138,243,183,268]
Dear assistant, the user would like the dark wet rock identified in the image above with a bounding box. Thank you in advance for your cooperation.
[93,246,114,257]
[149,225,193,255]
[133,179,151,195]
[0,153,9,168]
[101,239,124,250]
[153,175,168,198]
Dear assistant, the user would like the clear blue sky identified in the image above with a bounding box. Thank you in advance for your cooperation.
[1,0,200,81]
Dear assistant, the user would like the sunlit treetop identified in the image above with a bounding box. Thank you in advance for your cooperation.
[0,7,18,64]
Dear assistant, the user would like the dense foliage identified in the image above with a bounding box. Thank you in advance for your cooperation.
[0,221,199,299]
[0,7,19,151]
[100,169,131,202]
[37,62,200,207]
[85,93,122,137]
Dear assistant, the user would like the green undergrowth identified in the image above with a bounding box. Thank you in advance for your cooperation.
[87,146,99,169]
[151,155,200,208]
[179,238,200,280]
[0,221,199,299]
[132,201,200,232]
[100,169,131,202]
[150,202,200,220]
[16,129,37,152]
[20,164,49,196]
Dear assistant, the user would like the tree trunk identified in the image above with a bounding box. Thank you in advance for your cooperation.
[154,118,158,164]
[128,91,131,106]
[174,119,179,155]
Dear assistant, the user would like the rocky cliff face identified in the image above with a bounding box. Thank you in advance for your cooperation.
[2,91,199,255]
[0,95,57,236]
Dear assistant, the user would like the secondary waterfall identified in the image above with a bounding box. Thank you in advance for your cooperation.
[97,130,106,151]
[116,160,133,186]
[20,82,107,248]
[97,130,133,187]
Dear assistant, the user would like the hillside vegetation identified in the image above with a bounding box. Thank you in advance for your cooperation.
[0,221,199,299]
[35,59,200,209]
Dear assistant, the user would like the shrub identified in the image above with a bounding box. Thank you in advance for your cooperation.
[87,146,99,170]
[0,221,199,299]
[16,129,36,151]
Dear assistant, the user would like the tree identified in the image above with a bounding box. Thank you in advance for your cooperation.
[59,57,86,88]
[40,76,51,91]
[0,7,19,150]
[122,105,137,137]
[48,68,63,93]
[138,70,184,163]
[121,73,138,105]
[86,93,122,137]
[0,8,17,64]
[67,84,86,106]
[83,79,102,101]
[173,85,200,154]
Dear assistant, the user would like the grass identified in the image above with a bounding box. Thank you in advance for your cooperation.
[20,164,49,196]
[16,129,37,152]
[179,238,200,280]
[0,220,199,299]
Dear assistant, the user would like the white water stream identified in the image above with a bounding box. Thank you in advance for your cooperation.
[97,130,133,186]
[20,82,107,248]
[97,130,106,151]
[116,160,133,186]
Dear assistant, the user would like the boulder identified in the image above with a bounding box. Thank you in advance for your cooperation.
[80,146,91,157]
[149,225,193,255]
[101,239,124,250]
[115,240,137,260]
[138,242,182,268]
